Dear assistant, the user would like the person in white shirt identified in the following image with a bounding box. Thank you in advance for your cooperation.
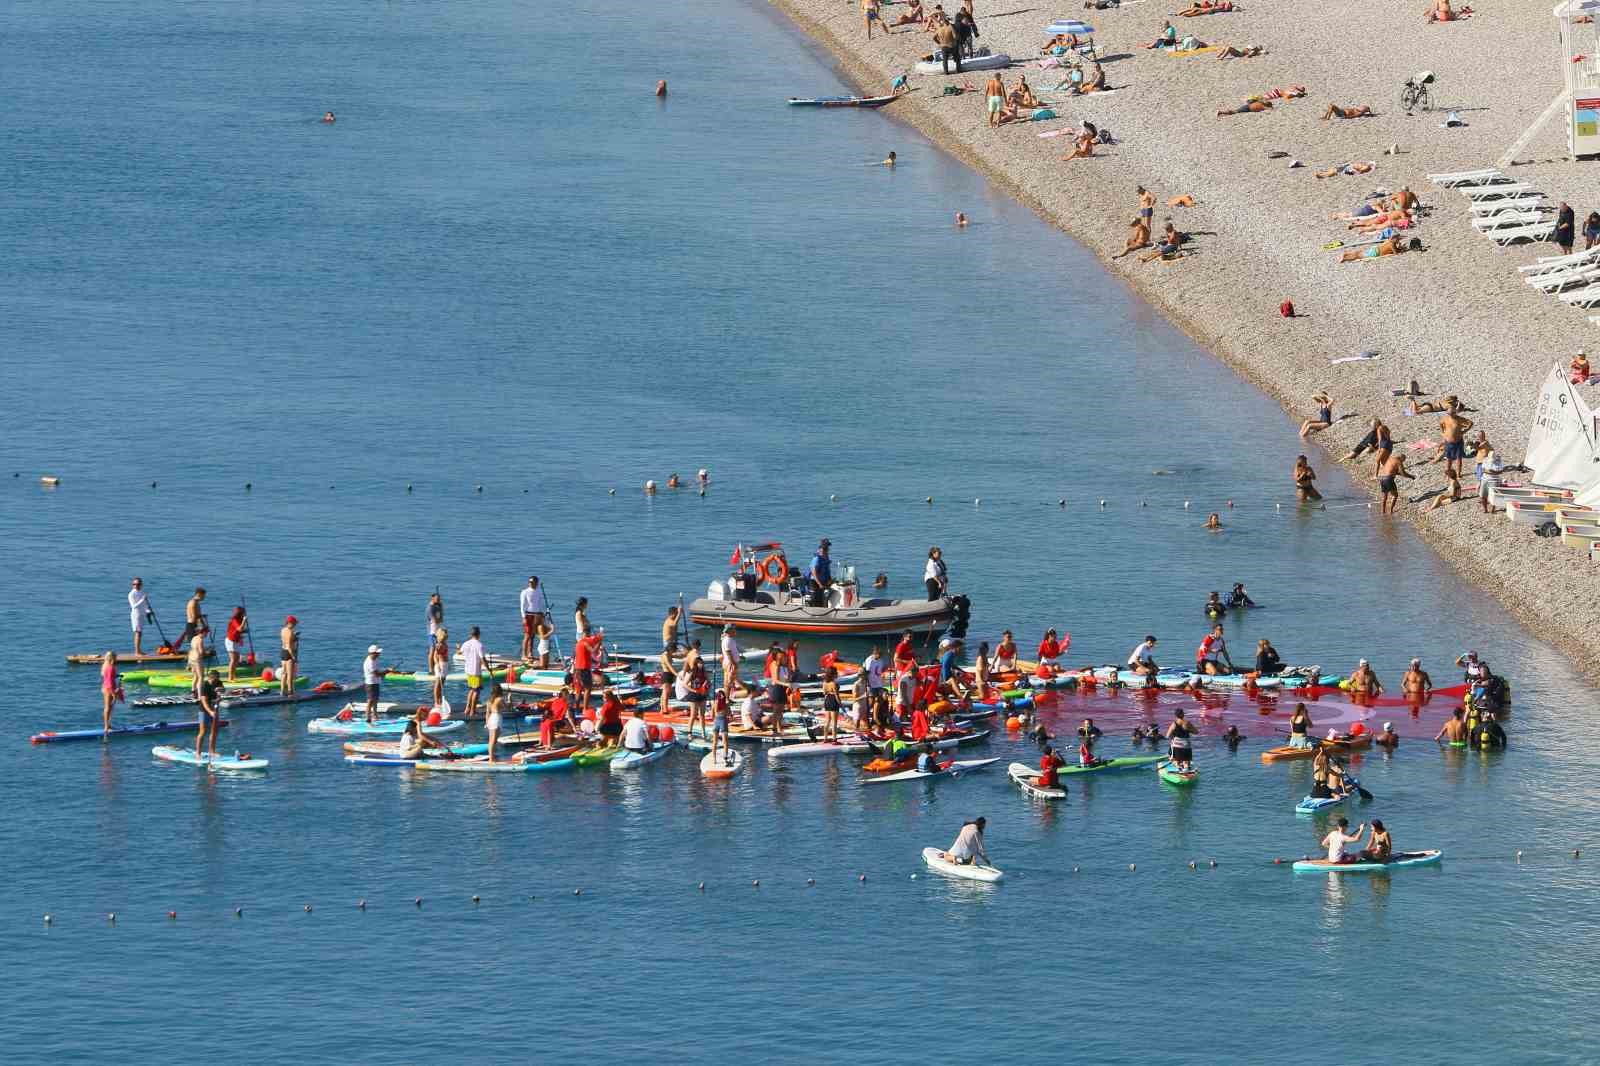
[128,578,151,654]
[945,817,990,866]
[620,708,652,753]
[460,626,487,717]
[1127,635,1159,685]
[1321,817,1367,865]
[362,645,383,723]
[720,625,741,688]
[519,576,547,660]
[863,647,886,697]
[923,546,948,601]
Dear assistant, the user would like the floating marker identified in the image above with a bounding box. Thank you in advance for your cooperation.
[358,899,367,910]
[150,482,157,489]
[698,882,706,891]
[1209,860,1217,868]
[1072,866,1079,873]
[608,489,616,495]
[304,904,312,913]
[168,911,177,920]
[475,485,483,493]
[859,873,867,882]
[416,897,424,906]
[43,914,51,925]
[1128,864,1136,872]
[244,482,252,491]
[1099,500,1106,508]
[573,889,582,896]
[974,498,981,505]
[471,895,480,904]
[1183,501,1191,509]
[751,879,760,887]
[925,496,933,504]
[108,913,116,923]
[910,873,917,880]
[235,907,243,917]
[406,484,413,493]
[1058,499,1066,507]
[806,878,815,886]
[1188,861,1197,870]
[830,494,837,502]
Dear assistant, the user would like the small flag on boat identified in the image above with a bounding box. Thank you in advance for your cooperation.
[729,546,742,567]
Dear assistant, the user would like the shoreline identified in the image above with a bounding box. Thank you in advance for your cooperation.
[767,0,1600,684]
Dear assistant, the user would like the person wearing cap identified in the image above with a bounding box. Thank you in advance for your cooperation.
[937,637,966,699]
[128,577,152,655]
[1376,722,1400,750]
[279,616,299,697]
[924,546,948,601]
[194,669,224,759]
[945,816,990,866]
[1401,658,1433,698]
[808,539,833,607]
[719,624,741,689]
[1476,448,1505,514]
[362,644,384,723]
[460,626,487,717]
[1454,651,1484,684]
[1346,659,1382,697]
[1572,349,1591,386]
[1164,708,1196,770]
[519,577,548,661]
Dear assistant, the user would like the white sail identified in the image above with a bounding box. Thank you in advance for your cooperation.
[1525,365,1600,493]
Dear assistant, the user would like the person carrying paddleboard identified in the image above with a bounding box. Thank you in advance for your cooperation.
[363,645,383,724]
[128,577,152,655]
[945,817,990,866]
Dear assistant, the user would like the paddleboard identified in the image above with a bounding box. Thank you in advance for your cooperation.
[1060,754,1165,776]
[146,672,302,690]
[1296,782,1359,814]
[152,745,267,771]
[1261,744,1316,763]
[414,756,540,773]
[921,846,1004,883]
[914,51,1011,75]
[768,735,876,759]
[306,717,463,737]
[67,650,209,665]
[1292,850,1442,873]
[31,718,230,744]
[1157,760,1198,785]
[345,755,417,767]
[121,664,266,683]
[569,745,621,767]
[700,748,744,778]
[1008,762,1067,799]
[610,744,675,771]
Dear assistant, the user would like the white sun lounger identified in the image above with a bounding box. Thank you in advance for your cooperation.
[1474,211,1549,231]
[1557,283,1600,306]
[1488,221,1557,245]
[1469,197,1547,216]
[1461,182,1534,200]
[1519,246,1600,275]
[1428,168,1504,186]
[1528,265,1600,293]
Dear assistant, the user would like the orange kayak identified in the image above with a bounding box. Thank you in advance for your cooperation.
[1260,744,1316,763]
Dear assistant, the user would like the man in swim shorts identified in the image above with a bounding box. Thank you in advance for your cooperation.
[984,73,1005,126]
[1377,451,1415,514]
[1439,400,1474,480]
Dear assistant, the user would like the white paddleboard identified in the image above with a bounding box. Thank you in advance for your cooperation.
[1008,762,1067,800]
[152,745,269,771]
[922,847,1004,882]
[700,748,744,778]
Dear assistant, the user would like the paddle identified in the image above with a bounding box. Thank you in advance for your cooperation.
[239,593,257,665]
[148,602,174,652]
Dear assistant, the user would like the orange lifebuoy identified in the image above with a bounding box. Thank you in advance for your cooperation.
[759,554,790,587]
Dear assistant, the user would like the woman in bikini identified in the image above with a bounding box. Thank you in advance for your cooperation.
[1294,455,1322,500]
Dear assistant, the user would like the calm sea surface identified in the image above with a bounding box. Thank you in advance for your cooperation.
[2,2,1596,1063]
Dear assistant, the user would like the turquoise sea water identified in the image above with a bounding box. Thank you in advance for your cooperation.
[4,2,1598,1062]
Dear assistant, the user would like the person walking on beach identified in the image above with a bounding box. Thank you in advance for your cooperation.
[933,17,960,73]
[863,0,882,40]
[519,576,547,661]
[1293,455,1321,501]
[984,72,1005,127]
[128,578,151,655]
[1377,451,1415,514]
[279,616,299,696]
[1554,202,1575,256]
[1439,401,1474,481]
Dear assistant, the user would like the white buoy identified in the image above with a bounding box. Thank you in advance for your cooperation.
[1183,500,1191,509]
[974,498,980,505]
[830,494,837,502]
[1099,500,1106,508]
[644,480,657,495]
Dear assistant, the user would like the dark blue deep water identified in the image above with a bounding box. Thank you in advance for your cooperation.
[3,2,1596,1063]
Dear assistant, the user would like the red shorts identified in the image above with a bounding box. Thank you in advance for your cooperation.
[522,614,537,636]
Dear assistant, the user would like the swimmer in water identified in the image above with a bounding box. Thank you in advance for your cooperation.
[955,212,968,227]
[1204,512,1222,530]
[655,80,668,97]
[882,151,897,166]
[322,111,336,123]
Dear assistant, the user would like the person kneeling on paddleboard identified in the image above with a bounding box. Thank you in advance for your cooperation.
[1039,745,1066,788]
[946,817,989,867]
[1128,635,1159,688]
[1321,817,1367,865]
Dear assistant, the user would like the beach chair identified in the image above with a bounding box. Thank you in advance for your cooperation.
[1557,282,1600,306]
[1469,196,1547,215]
[1428,168,1504,186]
[1590,541,1600,563]
[1487,221,1557,246]
[1473,211,1548,232]
[1519,246,1600,275]
[1527,264,1600,293]
[1461,182,1534,200]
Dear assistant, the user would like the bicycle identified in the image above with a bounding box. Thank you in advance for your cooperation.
[1399,70,1434,113]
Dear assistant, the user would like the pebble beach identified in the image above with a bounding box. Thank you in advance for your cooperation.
[772,0,1600,679]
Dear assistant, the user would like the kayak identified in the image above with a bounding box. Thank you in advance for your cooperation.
[306,716,463,737]
[1321,733,1373,753]
[121,664,266,683]
[914,50,1012,74]
[31,718,229,744]
[1007,762,1067,800]
[1296,779,1360,814]
[921,846,1004,883]
[152,745,268,771]
[787,94,897,108]
[1292,850,1442,873]
[871,729,990,754]
[1157,760,1198,785]
[863,757,1000,784]
[610,744,675,771]
[1061,754,1165,776]
[768,735,876,759]
[1260,744,1316,763]
[67,650,209,665]
[569,745,621,767]
[700,748,745,778]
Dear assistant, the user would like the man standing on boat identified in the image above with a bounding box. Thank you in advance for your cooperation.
[519,576,547,661]
[808,539,832,606]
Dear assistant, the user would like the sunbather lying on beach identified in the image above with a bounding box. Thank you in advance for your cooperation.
[1262,85,1307,101]
[1323,103,1375,119]
[1142,21,1178,47]
[1112,216,1152,258]
[1178,1,1239,14]
[1339,235,1419,262]
[1425,0,1473,22]
[1315,161,1376,178]
[1349,210,1414,233]
[1392,187,1419,211]
[891,0,925,27]
[1169,194,1196,207]
[1041,32,1082,54]
[1174,34,1206,50]
[1331,199,1385,220]
[1405,397,1450,415]
[1217,98,1271,116]
[1216,44,1265,59]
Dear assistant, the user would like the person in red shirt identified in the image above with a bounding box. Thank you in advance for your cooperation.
[224,607,249,682]
[596,688,625,745]
[1036,628,1066,664]
[572,632,597,708]
[910,702,931,741]
[893,631,916,671]
[1038,745,1066,788]
[539,686,573,747]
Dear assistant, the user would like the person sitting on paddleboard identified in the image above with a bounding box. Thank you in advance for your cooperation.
[1128,635,1160,687]
[1321,817,1367,865]
[1359,820,1392,864]
[1165,709,1195,770]
[398,706,451,760]
[596,688,626,745]
[620,706,652,754]
[1204,591,1225,618]
[1254,638,1283,677]
[993,630,1019,674]
[1038,745,1065,788]
[1037,629,1066,668]
[1227,583,1256,608]
[1197,624,1234,676]
[946,817,989,866]
[1288,703,1314,749]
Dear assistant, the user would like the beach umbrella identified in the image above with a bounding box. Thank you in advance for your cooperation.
[1046,19,1095,35]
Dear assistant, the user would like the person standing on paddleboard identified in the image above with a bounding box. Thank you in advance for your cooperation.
[363,645,383,724]
[195,669,223,758]
[279,616,299,697]
[1165,708,1196,771]
[176,587,207,653]
[225,607,248,682]
[720,624,741,692]
[946,817,989,866]
[1288,703,1315,749]
[187,623,210,700]
[460,626,487,718]
[428,627,449,711]
[101,651,120,734]
[426,592,444,660]
[519,576,547,661]
[128,578,151,655]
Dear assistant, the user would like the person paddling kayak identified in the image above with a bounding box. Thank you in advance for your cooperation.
[945,817,990,866]
[1322,816,1368,865]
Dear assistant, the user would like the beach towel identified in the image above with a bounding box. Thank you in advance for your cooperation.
[1162,45,1219,56]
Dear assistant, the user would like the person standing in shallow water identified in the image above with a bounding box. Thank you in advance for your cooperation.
[1293,455,1321,501]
